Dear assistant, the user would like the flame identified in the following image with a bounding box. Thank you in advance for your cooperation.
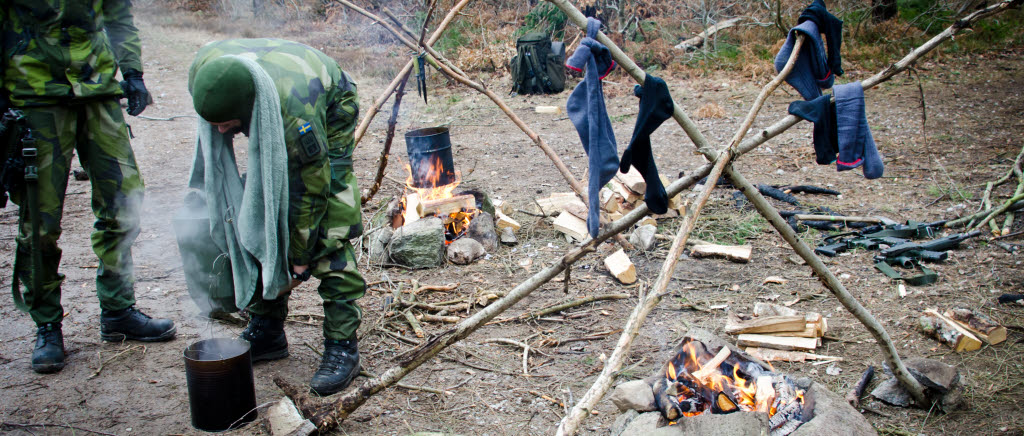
[665,341,803,422]
[399,155,478,244]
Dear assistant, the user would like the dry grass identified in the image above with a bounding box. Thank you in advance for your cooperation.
[695,102,726,119]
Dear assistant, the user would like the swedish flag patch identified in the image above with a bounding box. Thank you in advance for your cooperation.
[298,122,313,135]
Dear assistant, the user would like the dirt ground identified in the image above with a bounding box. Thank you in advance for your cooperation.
[1,6,1023,436]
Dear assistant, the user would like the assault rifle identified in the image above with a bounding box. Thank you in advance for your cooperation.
[874,231,982,267]
[814,220,947,257]
[0,108,32,208]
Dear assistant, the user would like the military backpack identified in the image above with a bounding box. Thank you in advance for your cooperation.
[510,32,566,95]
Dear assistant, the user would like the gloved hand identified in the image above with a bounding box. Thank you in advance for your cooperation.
[120,69,150,116]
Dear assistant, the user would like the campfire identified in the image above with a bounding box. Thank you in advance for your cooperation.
[654,337,811,436]
[394,154,479,244]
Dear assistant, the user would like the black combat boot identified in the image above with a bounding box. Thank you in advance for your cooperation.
[309,339,360,396]
[240,315,289,362]
[32,323,66,374]
[100,306,177,342]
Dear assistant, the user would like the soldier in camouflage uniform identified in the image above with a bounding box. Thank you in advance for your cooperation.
[1,0,177,374]
[188,38,364,396]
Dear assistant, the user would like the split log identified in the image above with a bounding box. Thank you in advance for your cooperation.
[736,334,819,352]
[608,178,642,204]
[846,366,875,408]
[724,314,807,335]
[918,309,983,352]
[599,188,622,213]
[690,243,752,263]
[943,308,1006,345]
[535,192,579,216]
[691,347,731,381]
[402,192,421,226]
[495,210,521,231]
[417,194,475,218]
[744,347,840,363]
[553,211,589,242]
[562,201,590,222]
[603,249,637,285]
[615,168,646,195]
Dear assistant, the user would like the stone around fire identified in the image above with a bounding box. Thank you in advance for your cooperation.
[389,217,445,268]
[610,379,657,413]
[447,238,485,265]
[467,211,498,252]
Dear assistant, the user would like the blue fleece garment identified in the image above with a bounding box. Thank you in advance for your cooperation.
[566,18,619,238]
[774,20,833,101]
[835,82,884,179]
[799,0,844,78]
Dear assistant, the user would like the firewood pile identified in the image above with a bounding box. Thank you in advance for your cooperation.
[918,307,1006,352]
[725,303,836,363]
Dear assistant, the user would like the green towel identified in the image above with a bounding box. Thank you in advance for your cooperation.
[188,55,290,309]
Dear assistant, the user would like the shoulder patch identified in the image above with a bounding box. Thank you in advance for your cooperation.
[298,122,313,135]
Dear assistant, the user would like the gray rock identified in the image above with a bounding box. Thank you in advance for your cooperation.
[447,238,485,265]
[365,226,393,265]
[499,226,518,246]
[611,409,640,436]
[793,381,877,436]
[870,358,963,412]
[389,217,445,269]
[619,411,664,435]
[651,411,768,436]
[609,379,657,413]
[870,377,913,407]
[629,224,658,251]
[467,212,498,252]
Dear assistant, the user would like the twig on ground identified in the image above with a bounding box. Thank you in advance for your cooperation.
[88,345,144,380]
[490,293,630,324]
[0,422,118,436]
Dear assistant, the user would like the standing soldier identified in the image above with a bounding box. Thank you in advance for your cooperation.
[0,0,177,374]
[187,38,364,396]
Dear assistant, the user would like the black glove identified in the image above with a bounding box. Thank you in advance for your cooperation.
[120,69,150,116]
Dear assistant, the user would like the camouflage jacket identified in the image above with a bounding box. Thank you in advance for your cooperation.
[1,0,142,106]
[189,38,361,266]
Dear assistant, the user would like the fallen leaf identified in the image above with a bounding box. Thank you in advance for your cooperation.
[762,276,788,285]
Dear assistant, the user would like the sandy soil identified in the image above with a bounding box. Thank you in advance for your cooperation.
[0,6,1022,436]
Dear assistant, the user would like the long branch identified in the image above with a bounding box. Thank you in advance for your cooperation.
[361,71,410,204]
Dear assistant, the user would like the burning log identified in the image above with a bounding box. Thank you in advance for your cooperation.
[736,334,819,352]
[690,347,731,382]
[754,375,775,414]
[714,392,739,413]
[416,194,475,218]
[918,309,983,352]
[943,308,1006,344]
[402,192,422,226]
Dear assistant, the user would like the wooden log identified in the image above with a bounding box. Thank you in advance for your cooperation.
[608,178,642,204]
[403,192,421,226]
[417,194,475,218]
[744,347,840,363]
[691,346,731,381]
[495,210,521,231]
[724,314,807,335]
[674,17,746,50]
[736,334,818,352]
[690,243,752,263]
[603,249,636,284]
[553,211,589,242]
[563,200,590,221]
[845,366,875,408]
[599,188,622,213]
[535,192,579,216]
[615,168,646,195]
[943,308,1006,345]
[918,309,983,352]
[754,375,775,413]
[766,324,819,338]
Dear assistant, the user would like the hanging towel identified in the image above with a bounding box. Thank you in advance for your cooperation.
[788,94,838,165]
[188,55,291,310]
[566,18,619,238]
[774,20,833,100]
[620,74,672,214]
[835,81,884,179]
[798,0,844,79]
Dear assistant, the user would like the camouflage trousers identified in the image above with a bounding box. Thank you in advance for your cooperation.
[247,240,365,340]
[11,99,144,325]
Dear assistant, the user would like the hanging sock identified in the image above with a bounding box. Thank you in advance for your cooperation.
[774,20,833,100]
[788,94,838,165]
[566,18,619,238]
[620,74,673,214]
[835,82,884,179]
[798,0,844,79]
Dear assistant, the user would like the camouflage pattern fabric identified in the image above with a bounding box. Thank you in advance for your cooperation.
[12,101,143,325]
[1,0,143,106]
[189,39,364,339]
